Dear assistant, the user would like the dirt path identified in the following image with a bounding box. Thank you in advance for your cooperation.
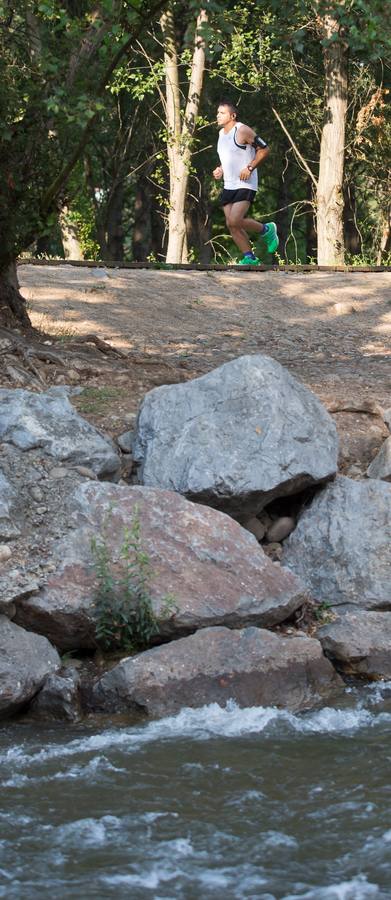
[17,264,391,474]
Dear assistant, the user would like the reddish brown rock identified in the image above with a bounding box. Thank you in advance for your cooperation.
[91,626,343,718]
[14,483,308,650]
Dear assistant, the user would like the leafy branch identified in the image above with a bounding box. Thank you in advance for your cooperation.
[91,507,176,652]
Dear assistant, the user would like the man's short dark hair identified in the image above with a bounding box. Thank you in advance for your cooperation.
[219,99,238,118]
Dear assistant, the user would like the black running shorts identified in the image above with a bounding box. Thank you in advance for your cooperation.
[220,188,256,206]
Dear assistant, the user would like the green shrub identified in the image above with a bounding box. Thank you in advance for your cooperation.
[91,509,175,653]
[313,601,333,623]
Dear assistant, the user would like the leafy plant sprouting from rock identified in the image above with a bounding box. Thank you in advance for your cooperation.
[313,601,334,624]
[91,507,174,653]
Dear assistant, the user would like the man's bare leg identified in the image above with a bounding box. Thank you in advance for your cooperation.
[241,216,267,234]
[224,201,253,254]
[225,203,279,256]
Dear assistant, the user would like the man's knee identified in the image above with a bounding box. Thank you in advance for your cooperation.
[227,214,244,230]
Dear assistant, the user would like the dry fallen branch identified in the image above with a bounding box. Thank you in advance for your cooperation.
[56,333,128,358]
[128,353,176,369]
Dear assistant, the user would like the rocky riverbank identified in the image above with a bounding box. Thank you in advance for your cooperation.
[1,352,391,723]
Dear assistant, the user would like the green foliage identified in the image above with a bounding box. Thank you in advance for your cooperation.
[264,0,391,61]
[90,508,176,652]
[110,60,165,99]
[0,0,169,269]
[210,7,283,90]
[67,208,100,259]
[75,386,128,414]
[313,601,333,624]
[66,173,100,260]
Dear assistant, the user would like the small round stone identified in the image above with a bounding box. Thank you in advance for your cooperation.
[266,516,296,543]
[0,545,12,563]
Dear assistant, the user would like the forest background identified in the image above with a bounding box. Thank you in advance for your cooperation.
[0,0,390,326]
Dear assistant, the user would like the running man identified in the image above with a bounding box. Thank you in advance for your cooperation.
[213,100,279,265]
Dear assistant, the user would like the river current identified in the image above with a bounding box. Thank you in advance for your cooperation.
[1,682,391,899]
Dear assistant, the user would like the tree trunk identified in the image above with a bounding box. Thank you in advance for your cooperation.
[35,235,52,257]
[133,178,153,261]
[306,177,317,262]
[85,155,108,259]
[59,206,84,260]
[343,183,361,257]
[106,182,125,261]
[166,154,189,263]
[186,178,212,263]
[151,193,165,261]
[377,204,391,264]
[0,262,31,329]
[317,14,348,265]
[275,151,292,261]
[161,6,207,263]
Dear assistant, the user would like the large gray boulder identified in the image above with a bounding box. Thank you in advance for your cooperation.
[367,436,391,481]
[14,482,307,650]
[0,388,120,479]
[0,442,101,616]
[133,354,338,518]
[0,615,60,718]
[91,626,343,718]
[283,476,391,609]
[318,609,391,679]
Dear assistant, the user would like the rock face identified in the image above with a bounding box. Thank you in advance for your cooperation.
[0,470,19,539]
[283,476,391,609]
[367,437,391,481]
[91,626,343,718]
[318,609,391,678]
[0,388,120,479]
[14,482,308,650]
[0,615,60,718]
[0,441,108,615]
[133,354,338,518]
[27,669,81,721]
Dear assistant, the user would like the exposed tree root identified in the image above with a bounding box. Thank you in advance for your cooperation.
[63,333,129,358]
[0,324,180,392]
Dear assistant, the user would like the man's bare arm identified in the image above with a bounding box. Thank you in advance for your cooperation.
[237,124,270,181]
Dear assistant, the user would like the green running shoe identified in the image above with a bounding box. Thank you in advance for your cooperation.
[237,255,260,266]
[259,222,279,254]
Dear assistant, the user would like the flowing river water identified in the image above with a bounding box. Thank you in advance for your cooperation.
[1,683,391,899]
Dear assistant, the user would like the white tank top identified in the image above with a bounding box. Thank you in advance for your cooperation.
[217,123,258,191]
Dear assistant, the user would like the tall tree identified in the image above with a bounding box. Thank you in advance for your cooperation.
[316,7,348,264]
[0,0,166,327]
[271,0,390,263]
[160,4,208,262]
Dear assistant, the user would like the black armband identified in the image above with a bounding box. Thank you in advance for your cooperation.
[252,135,268,150]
